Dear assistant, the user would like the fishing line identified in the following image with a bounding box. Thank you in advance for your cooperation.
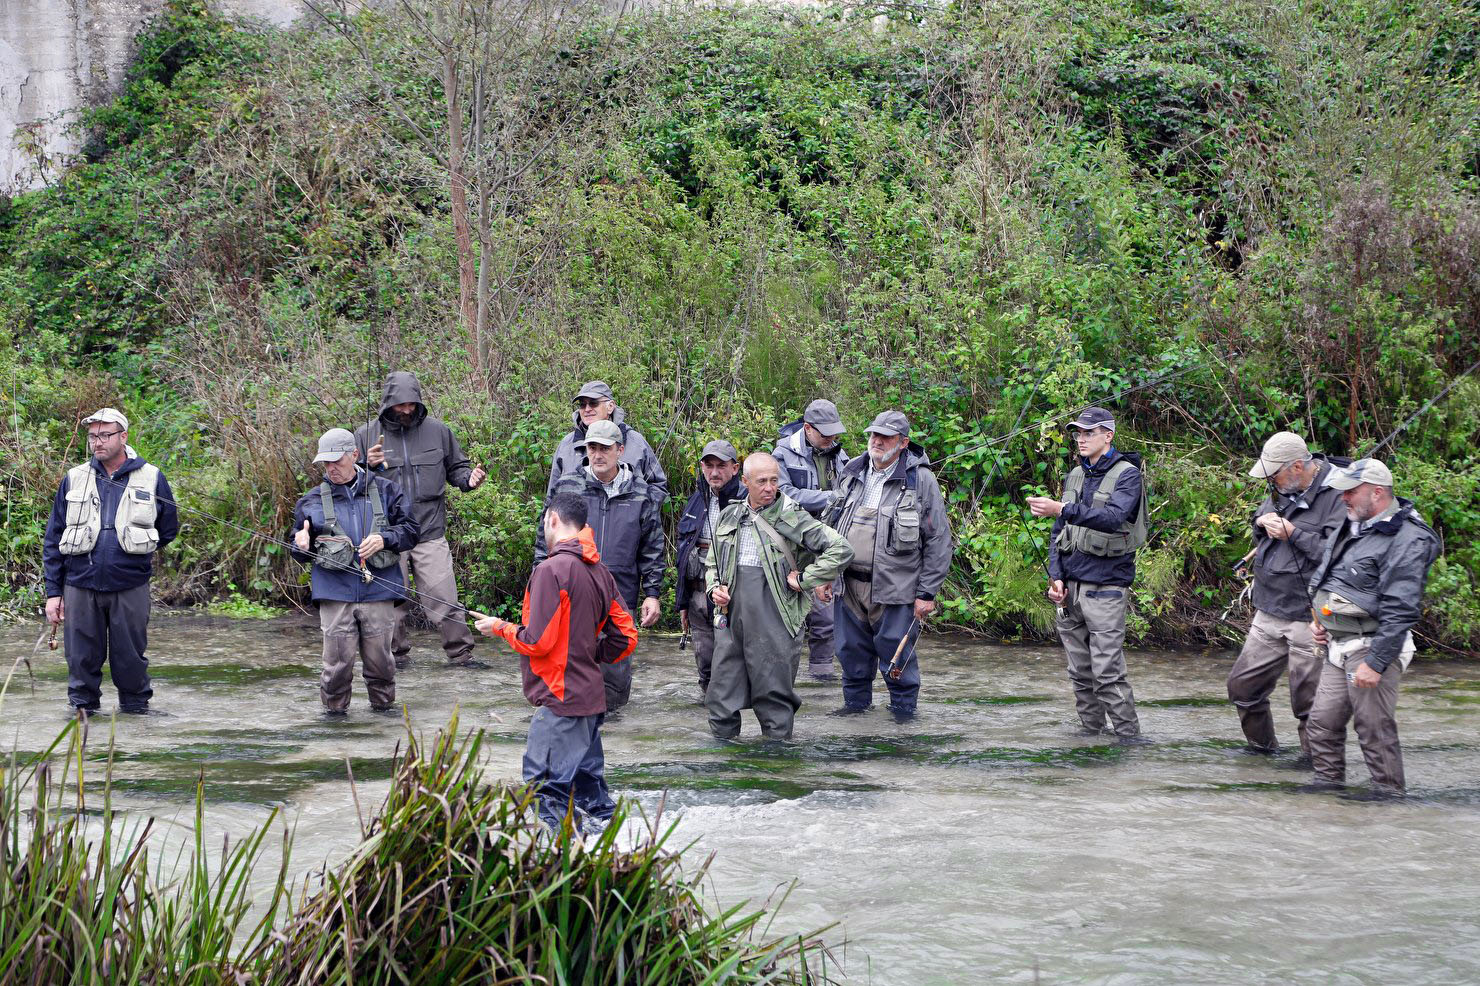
[1363,357,1480,458]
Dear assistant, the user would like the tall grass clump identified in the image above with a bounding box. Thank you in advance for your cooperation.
[0,713,831,984]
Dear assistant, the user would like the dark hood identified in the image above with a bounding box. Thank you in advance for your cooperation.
[379,371,427,429]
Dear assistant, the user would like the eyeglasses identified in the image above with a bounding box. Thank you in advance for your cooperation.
[575,398,605,410]
[87,430,123,443]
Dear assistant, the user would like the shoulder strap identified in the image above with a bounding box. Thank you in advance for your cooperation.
[1063,465,1085,503]
[1094,459,1134,507]
[318,482,339,531]
[750,511,800,572]
[369,481,386,533]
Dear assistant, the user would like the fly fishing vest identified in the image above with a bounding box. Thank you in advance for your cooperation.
[315,481,400,571]
[58,462,162,556]
[1055,457,1149,558]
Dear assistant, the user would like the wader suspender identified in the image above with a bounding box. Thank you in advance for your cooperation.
[318,481,399,569]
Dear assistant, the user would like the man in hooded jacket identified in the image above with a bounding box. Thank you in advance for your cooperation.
[546,381,668,506]
[354,371,485,669]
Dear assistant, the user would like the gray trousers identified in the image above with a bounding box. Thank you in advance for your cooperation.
[1227,610,1322,754]
[63,582,153,712]
[802,586,837,675]
[392,537,476,665]
[1056,580,1140,736]
[688,587,717,694]
[319,599,397,711]
[706,565,802,740]
[1307,644,1405,792]
[523,707,615,831]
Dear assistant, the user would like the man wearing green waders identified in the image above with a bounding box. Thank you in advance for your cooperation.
[1028,407,1148,741]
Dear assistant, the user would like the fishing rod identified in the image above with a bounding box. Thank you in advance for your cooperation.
[886,617,923,681]
[1363,357,1480,458]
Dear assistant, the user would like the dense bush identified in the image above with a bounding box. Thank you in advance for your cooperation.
[1,0,1477,651]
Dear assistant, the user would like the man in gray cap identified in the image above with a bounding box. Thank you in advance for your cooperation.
[43,408,179,715]
[547,381,668,506]
[774,399,852,681]
[1226,431,1347,755]
[828,411,954,719]
[1304,458,1440,793]
[290,429,419,714]
[1028,407,1148,740]
[538,418,665,711]
[675,439,746,696]
[353,371,486,670]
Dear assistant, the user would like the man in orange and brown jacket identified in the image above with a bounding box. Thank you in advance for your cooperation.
[476,491,638,832]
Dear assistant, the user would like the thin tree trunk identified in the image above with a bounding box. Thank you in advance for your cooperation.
[445,51,478,362]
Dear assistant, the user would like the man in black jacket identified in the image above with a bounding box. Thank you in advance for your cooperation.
[354,372,485,669]
[1227,432,1347,755]
[42,408,179,715]
[674,440,745,696]
[537,420,665,710]
[1305,459,1440,793]
[1028,407,1148,741]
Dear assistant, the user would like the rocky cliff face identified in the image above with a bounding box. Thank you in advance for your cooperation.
[1,0,300,193]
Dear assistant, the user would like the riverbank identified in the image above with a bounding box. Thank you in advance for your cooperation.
[4,614,1479,982]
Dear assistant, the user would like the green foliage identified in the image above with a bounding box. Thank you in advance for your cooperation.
[0,714,827,983]
[1,0,1477,652]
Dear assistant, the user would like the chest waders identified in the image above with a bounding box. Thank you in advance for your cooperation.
[315,481,400,573]
[1055,458,1149,558]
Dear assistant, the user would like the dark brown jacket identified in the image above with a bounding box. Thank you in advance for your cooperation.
[491,528,637,716]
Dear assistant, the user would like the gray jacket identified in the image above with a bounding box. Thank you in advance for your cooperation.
[1308,498,1441,672]
[828,446,954,605]
[353,371,476,542]
[536,466,666,613]
[547,406,668,507]
[1250,456,1348,622]
[772,420,850,516]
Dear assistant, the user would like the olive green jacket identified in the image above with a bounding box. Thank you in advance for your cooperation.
[705,493,854,636]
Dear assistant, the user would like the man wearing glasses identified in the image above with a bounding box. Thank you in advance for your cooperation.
[42,408,179,716]
[546,381,668,506]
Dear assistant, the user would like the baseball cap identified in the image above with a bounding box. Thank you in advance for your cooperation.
[1249,431,1311,478]
[1069,407,1115,431]
[700,439,739,463]
[82,407,129,431]
[803,399,846,437]
[577,419,623,448]
[314,428,358,463]
[864,410,911,438]
[574,381,614,403]
[1325,458,1394,490]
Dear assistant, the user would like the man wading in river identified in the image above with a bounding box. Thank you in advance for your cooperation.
[43,408,179,716]
[291,429,419,714]
[476,492,638,833]
[1305,459,1439,794]
[1028,407,1149,742]
[705,453,852,740]
[1227,432,1346,755]
[354,372,485,670]
[828,411,953,720]
[537,419,665,712]
[674,439,745,697]
[774,398,851,682]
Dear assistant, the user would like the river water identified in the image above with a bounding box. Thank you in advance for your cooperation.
[3,612,1478,984]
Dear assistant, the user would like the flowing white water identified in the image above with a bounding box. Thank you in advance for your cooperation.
[3,612,1477,984]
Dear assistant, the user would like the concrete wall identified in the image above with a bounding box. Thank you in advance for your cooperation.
[0,0,302,193]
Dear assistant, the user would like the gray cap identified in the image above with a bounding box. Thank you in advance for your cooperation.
[803,399,846,437]
[1069,407,1115,431]
[314,427,358,463]
[577,419,623,449]
[574,380,614,403]
[1249,431,1311,479]
[864,410,911,438]
[1325,457,1394,491]
[700,439,739,463]
[82,407,129,431]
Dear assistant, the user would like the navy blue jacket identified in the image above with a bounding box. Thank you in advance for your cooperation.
[1047,448,1142,587]
[43,457,180,597]
[674,473,745,613]
[289,468,419,603]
